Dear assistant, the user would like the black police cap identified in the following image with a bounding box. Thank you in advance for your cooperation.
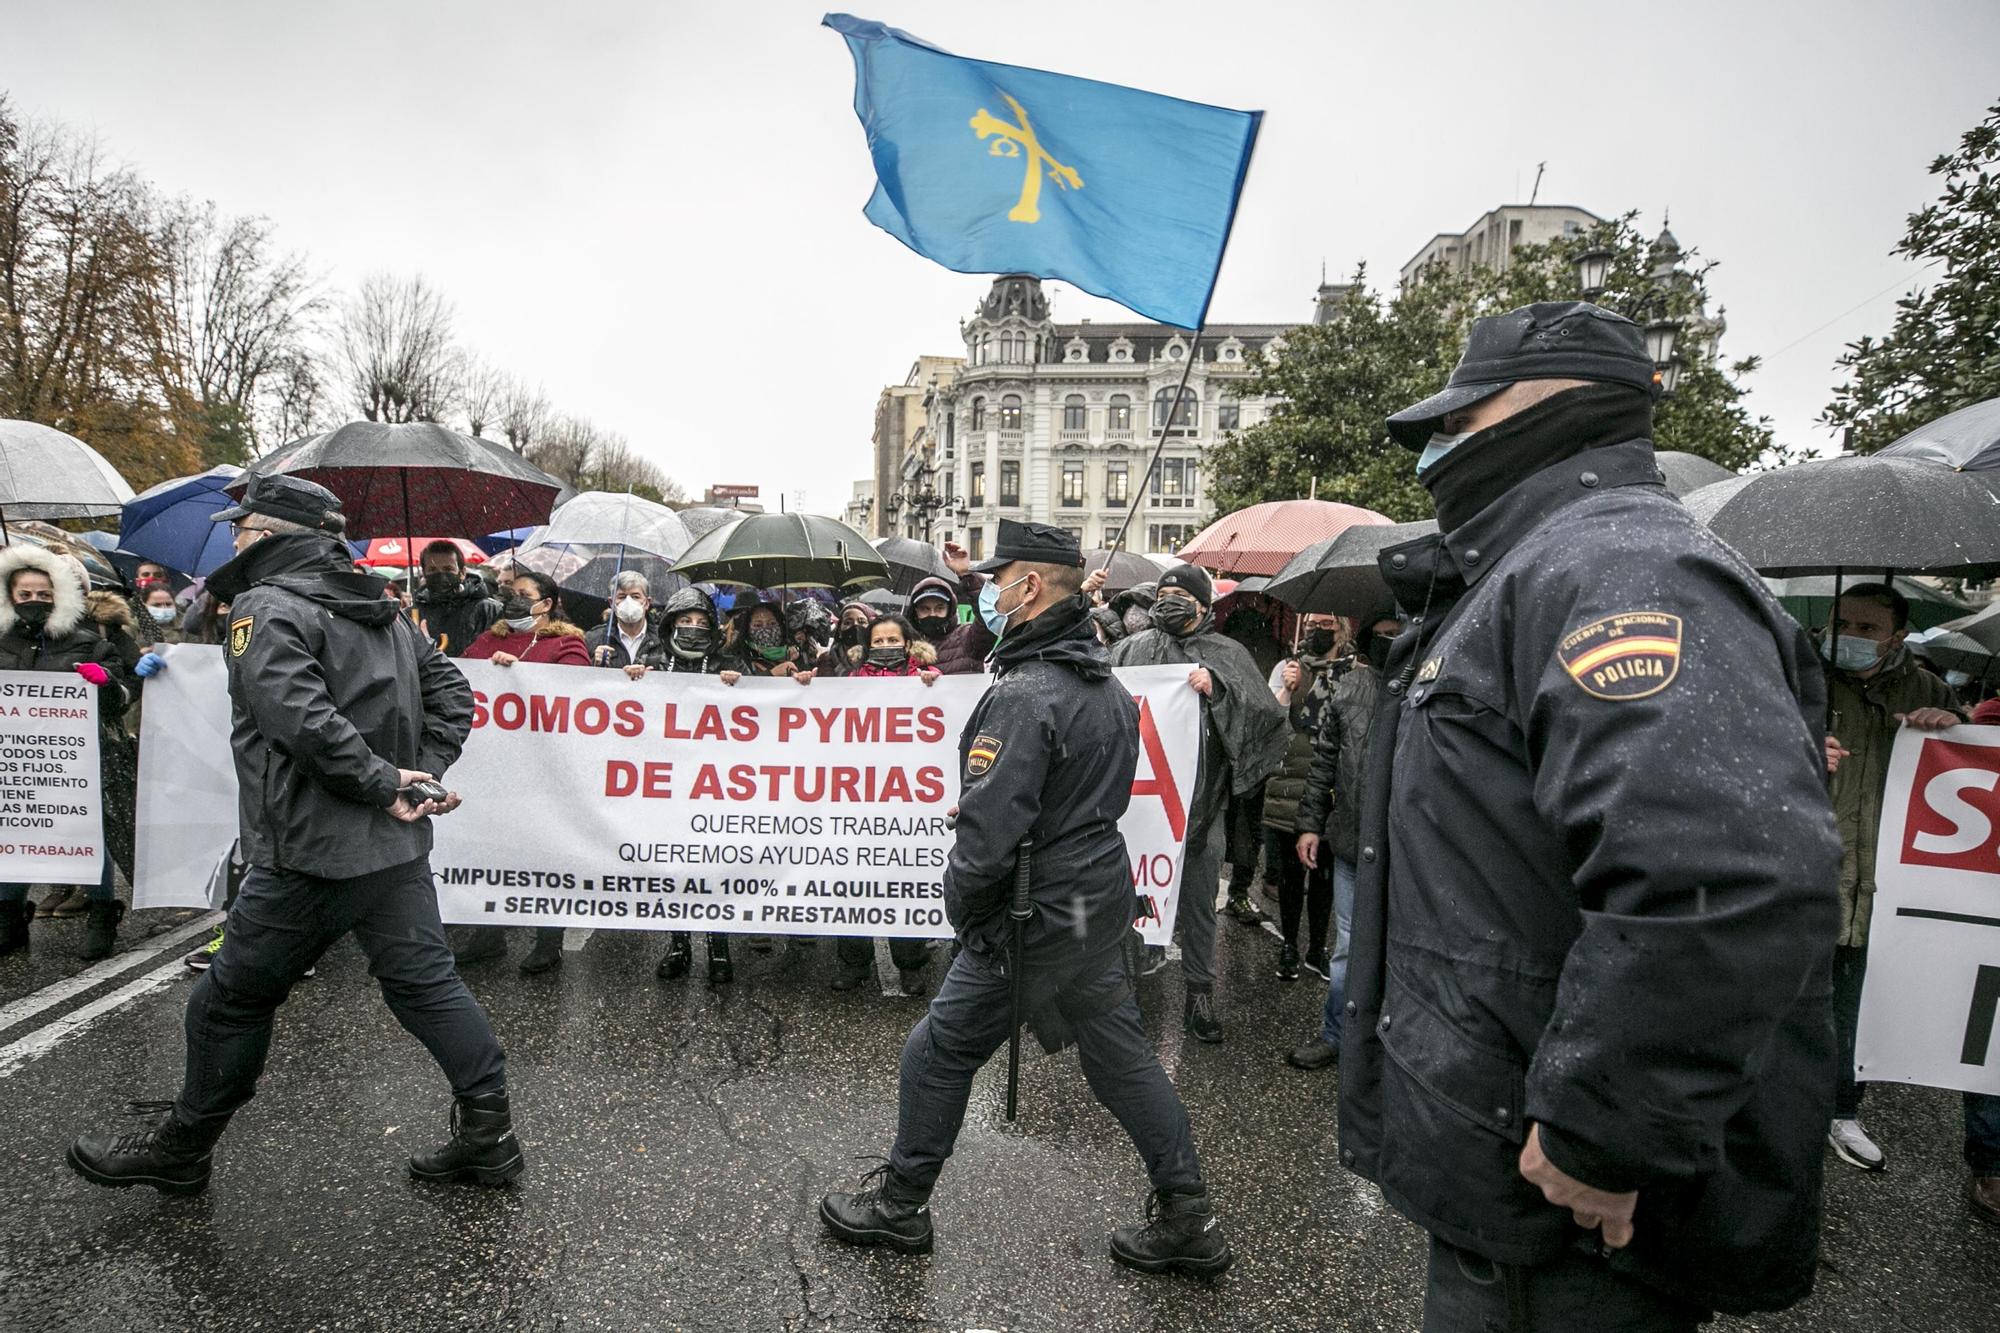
[211,473,345,530]
[1386,301,1660,449]
[972,518,1085,573]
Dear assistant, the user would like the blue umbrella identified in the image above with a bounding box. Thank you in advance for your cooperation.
[476,526,542,555]
[118,465,243,577]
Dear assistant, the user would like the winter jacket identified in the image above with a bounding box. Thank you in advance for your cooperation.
[1262,653,1342,835]
[946,594,1137,988]
[1342,439,1840,1315]
[1827,646,1959,946]
[1293,661,1383,861]
[585,618,667,669]
[412,573,501,658]
[847,639,938,678]
[462,620,593,666]
[202,532,474,879]
[0,546,133,724]
[907,576,963,645]
[933,571,997,675]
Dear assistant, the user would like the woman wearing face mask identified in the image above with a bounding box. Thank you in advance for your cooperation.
[454,571,590,975]
[720,602,816,682]
[460,572,592,668]
[816,601,877,677]
[831,613,940,996]
[1259,615,1348,980]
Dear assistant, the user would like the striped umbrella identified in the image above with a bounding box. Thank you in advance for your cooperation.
[1174,499,1392,577]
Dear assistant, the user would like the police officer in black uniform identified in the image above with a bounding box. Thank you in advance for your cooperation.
[818,519,1229,1277]
[1340,303,1840,1330]
[67,474,521,1196]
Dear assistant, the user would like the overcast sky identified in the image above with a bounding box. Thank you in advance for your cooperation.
[4,0,1995,513]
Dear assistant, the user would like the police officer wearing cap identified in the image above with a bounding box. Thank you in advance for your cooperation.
[67,473,523,1196]
[819,519,1230,1277]
[1342,303,1840,1328]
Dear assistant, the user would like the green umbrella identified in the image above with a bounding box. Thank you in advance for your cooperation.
[1766,574,1973,633]
[669,512,888,591]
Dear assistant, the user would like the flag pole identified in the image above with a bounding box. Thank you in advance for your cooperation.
[1109,328,1203,557]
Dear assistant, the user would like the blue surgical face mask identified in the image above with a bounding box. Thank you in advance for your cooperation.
[1947,669,1974,688]
[1416,430,1475,476]
[1822,632,1887,673]
[979,574,1030,636]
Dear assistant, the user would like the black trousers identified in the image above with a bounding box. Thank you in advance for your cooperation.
[1275,845,1330,954]
[1831,942,1869,1118]
[1423,1235,1706,1333]
[176,858,507,1134]
[837,934,930,973]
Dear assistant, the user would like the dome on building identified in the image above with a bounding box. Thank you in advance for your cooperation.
[974,274,1051,324]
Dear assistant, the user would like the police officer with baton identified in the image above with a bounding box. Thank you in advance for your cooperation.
[66,475,521,1195]
[819,520,1229,1277]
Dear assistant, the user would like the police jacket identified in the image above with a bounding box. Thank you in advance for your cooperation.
[207,533,475,880]
[944,594,1137,978]
[1339,440,1840,1315]
[412,573,501,658]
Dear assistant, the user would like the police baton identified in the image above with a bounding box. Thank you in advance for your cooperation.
[1005,839,1033,1123]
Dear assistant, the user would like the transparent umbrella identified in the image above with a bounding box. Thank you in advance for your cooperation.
[0,420,135,531]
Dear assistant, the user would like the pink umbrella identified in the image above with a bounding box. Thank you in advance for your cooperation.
[1175,500,1392,577]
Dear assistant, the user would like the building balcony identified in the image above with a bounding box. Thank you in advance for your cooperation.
[1105,428,1135,442]
[1057,429,1087,444]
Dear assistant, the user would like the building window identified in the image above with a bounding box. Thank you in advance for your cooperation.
[1150,457,1197,507]
[968,527,985,562]
[1061,462,1085,507]
[1106,461,1129,505]
[1107,395,1132,430]
[970,398,985,431]
[1063,394,1086,430]
[1153,387,1197,431]
[980,335,993,365]
[1216,403,1240,431]
[1148,523,1197,552]
[1000,395,1022,431]
[1000,460,1020,507]
[970,462,985,505]
[943,412,955,459]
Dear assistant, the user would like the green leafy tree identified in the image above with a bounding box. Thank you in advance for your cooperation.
[1824,101,2000,451]
[1208,214,1779,521]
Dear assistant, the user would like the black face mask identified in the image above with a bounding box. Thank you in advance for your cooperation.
[915,614,954,642]
[1364,633,1394,672]
[13,601,52,631]
[1151,598,1199,636]
[1303,627,1336,657]
[499,595,535,621]
[423,570,460,598]
[1422,383,1654,534]
[838,624,869,647]
[670,625,713,660]
[865,646,908,670]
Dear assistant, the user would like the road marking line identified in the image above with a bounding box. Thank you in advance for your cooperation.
[0,911,223,1035]
[0,952,197,1079]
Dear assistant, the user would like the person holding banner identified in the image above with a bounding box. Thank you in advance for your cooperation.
[820,519,1229,1278]
[0,546,132,960]
[67,474,519,1197]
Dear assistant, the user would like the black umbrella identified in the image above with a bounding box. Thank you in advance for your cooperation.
[1682,455,2000,579]
[1935,600,2000,655]
[1655,450,1734,498]
[872,536,960,595]
[1082,548,1162,595]
[1267,520,1439,617]
[1875,397,2000,472]
[859,587,907,612]
[232,421,567,547]
[670,513,889,590]
[1911,628,1996,681]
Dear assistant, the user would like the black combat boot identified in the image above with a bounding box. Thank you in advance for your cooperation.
[706,934,733,985]
[657,932,692,980]
[519,927,564,975]
[820,1162,933,1254]
[408,1092,525,1187]
[67,1100,216,1195]
[1183,988,1223,1044]
[76,899,125,962]
[1109,1185,1233,1277]
[0,900,28,956]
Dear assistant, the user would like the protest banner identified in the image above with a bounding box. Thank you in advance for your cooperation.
[0,668,104,885]
[134,650,1200,944]
[1856,725,2000,1097]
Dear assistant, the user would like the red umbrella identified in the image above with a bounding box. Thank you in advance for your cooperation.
[1175,500,1392,577]
[353,536,485,569]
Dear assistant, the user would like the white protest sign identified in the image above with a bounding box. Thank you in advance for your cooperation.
[1855,725,2000,1096]
[0,668,104,885]
[132,651,1201,945]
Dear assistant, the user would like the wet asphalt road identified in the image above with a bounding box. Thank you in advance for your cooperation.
[1,884,1996,1333]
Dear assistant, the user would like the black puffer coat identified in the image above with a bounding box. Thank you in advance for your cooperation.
[412,572,500,658]
[1261,653,1339,833]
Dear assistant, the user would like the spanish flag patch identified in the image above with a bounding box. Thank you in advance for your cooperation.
[967,733,1003,777]
[1557,612,1682,701]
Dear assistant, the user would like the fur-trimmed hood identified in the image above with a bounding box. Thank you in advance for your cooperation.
[0,544,90,640]
[86,589,136,633]
[843,638,938,668]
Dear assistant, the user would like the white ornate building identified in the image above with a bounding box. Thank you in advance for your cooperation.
[883,275,1289,560]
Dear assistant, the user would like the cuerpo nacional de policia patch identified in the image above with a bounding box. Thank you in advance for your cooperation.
[967,733,1003,777]
[229,616,254,658]
[1557,612,1682,701]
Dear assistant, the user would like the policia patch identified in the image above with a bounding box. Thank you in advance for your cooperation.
[967,734,1003,777]
[1557,612,1682,701]
[229,616,255,658]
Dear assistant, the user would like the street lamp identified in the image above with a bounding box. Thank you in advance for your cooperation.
[1574,245,1615,298]
[1643,318,1682,369]
[1657,359,1685,396]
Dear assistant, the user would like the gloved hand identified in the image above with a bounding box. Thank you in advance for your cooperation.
[135,652,166,679]
[74,662,110,687]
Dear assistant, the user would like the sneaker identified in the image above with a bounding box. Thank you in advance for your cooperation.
[1286,1037,1339,1071]
[1183,990,1223,1044]
[66,1100,214,1196]
[1140,945,1169,977]
[40,886,90,919]
[1828,1118,1886,1172]
[1276,944,1300,982]
[1303,947,1331,981]
[819,1162,933,1255]
[1225,895,1269,926]
[1109,1186,1233,1278]
[184,928,225,972]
